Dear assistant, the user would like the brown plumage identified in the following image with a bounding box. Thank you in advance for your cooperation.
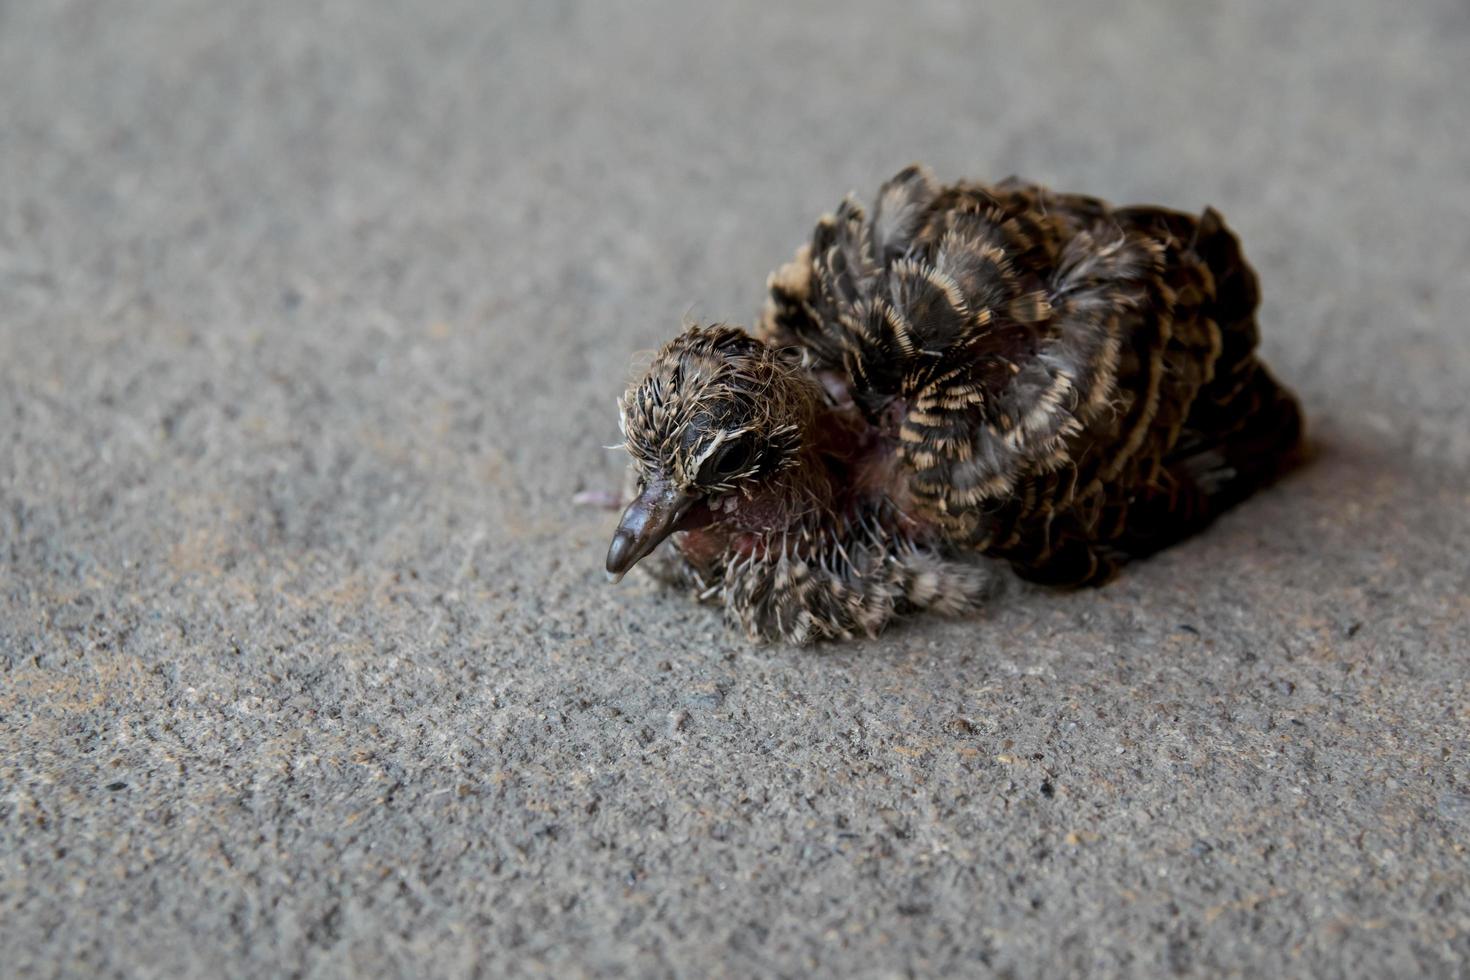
[605,165,1304,643]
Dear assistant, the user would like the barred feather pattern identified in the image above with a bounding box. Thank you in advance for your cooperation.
[759,165,1303,587]
[616,166,1302,641]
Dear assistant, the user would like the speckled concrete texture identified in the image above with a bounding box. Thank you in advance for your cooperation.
[2,1,1467,977]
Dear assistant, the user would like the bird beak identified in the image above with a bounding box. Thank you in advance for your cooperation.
[605,482,697,582]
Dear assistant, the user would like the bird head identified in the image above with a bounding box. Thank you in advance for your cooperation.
[606,323,820,581]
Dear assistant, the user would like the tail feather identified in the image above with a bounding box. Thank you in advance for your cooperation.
[1112,344,1304,561]
[1104,205,1304,559]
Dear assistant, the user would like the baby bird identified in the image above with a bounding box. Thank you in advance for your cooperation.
[606,165,1304,644]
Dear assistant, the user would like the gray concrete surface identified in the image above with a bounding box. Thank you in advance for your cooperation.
[2,1,1467,976]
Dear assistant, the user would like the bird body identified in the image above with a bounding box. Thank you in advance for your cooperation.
[607,166,1304,643]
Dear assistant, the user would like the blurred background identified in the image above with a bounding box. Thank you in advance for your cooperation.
[2,1,1467,976]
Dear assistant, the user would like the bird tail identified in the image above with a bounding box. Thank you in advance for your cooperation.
[1181,207,1306,507]
[1107,207,1306,558]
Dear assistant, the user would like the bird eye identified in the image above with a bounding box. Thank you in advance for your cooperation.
[708,440,751,478]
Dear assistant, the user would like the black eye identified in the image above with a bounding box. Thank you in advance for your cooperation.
[709,440,751,478]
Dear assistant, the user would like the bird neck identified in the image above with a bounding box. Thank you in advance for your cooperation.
[748,366,898,531]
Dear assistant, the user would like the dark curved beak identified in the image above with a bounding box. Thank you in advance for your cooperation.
[605,482,697,582]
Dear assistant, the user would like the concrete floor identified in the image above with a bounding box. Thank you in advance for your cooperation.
[2,1,1467,976]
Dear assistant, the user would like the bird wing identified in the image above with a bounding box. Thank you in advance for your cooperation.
[759,166,1173,514]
